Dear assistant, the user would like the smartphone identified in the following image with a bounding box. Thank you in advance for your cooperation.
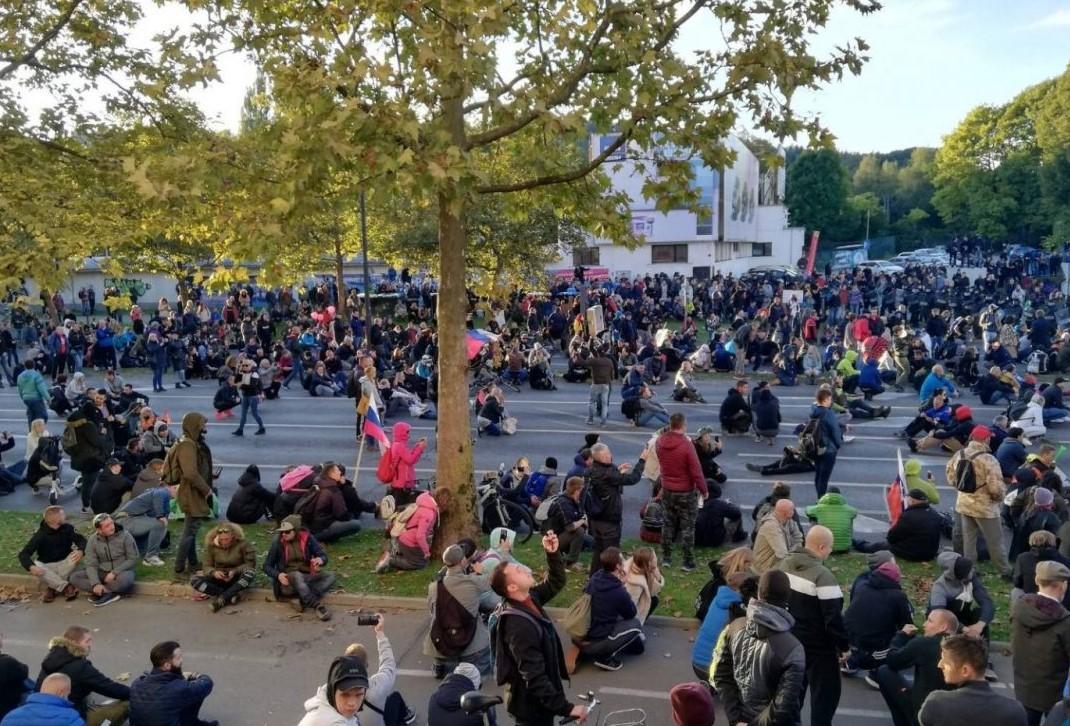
[714,435,721,444]
[356,614,380,626]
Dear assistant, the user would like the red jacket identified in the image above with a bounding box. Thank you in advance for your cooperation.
[655,431,708,496]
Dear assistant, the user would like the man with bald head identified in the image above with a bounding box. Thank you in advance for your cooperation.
[876,609,960,726]
[776,525,849,726]
[2,672,85,725]
[753,498,803,574]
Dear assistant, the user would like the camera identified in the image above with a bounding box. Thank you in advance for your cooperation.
[356,614,380,626]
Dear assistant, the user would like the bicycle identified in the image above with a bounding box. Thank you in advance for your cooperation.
[566,691,647,726]
[477,479,536,543]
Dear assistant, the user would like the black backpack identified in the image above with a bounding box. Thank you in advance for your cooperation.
[364,691,413,726]
[797,415,826,460]
[429,580,477,657]
[953,452,984,493]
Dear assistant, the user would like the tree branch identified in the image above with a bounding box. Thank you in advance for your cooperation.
[0,0,87,80]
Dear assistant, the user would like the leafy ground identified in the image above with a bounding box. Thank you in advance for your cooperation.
[0,510,1013,639]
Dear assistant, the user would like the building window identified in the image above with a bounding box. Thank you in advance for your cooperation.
[752,242,772,257]
[691,158,717,235]
[652,244,688,264]
[714,242,731,262]
[573,247,600,266]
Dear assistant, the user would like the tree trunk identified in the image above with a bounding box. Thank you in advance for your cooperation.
[42,289,58,325]
[176,278,190,308]
[334,241,348,321]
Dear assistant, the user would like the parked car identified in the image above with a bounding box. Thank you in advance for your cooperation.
[744,264,804,284]
[857,260,905,274]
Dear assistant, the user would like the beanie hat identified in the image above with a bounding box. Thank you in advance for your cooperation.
[758,569,790,607]
[954,405,973,422]
[442,544,466,567]
[953,556,974,581]
[1035,487,1055,508]
[876,560,901,584]
[583,433,600,450]
[866,550,895,569]
[670,682,715,726]
[453,662,481,690]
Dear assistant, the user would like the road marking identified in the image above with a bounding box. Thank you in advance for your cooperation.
[597,686,670,701]
[837,708,899,719]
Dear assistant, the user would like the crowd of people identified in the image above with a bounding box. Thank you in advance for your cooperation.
[5,245,1070,724]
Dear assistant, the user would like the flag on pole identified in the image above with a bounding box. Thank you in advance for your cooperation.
[466,329,500,360]
[886,448,908,526]
[362,405,390,452]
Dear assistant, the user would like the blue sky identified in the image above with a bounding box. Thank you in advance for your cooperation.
[160,0,1070,154]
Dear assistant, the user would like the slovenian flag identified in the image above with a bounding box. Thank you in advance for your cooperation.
[886,448,908,526]
[466,329,499,360]
[361,401,390,451]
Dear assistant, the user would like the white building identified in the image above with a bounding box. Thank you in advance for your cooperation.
[556,133,806,279]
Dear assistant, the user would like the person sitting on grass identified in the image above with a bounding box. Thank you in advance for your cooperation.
[623,547,664,624]
[224,464,276,525]
[375,491,439,574]
[190,523,257,612]
[89,458,133,516]
[69,513,137,607]
[805,486,858,554]
[115,482,177,568]
[577,547,645,672]
[263,515,335,622]
[18,505,86,603]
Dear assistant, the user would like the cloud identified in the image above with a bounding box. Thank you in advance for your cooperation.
[1032,8,1070,27]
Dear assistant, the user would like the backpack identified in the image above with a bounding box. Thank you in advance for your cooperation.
[534,493,563,529]
[563,592,593,641]
[524,471,551,500]
[280,465,317,492]
[429,580,478,657]
[1028,350,1046,374]
[61,422,79,455]
[292,485,321,522]
[581,473,606,519]
[953,451,985,494]
[641,498,665,532]
[388,503,420,538]
[376,448,399,484]
[797,415,826,460]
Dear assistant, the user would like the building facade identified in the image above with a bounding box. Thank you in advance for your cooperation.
[557,133,805,279]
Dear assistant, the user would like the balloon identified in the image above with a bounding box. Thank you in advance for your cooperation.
[327,305,336,317]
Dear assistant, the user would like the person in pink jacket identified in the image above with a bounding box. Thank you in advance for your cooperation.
[386,422,427,507]
[376,491,439,573]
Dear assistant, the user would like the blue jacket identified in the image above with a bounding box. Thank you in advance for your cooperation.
[995,438,1028,477]
[118,488,172,520]
[93,328,114,350]
[16,369,49,403]
[585,569,637,640]
[923,403,952,425]
[919,372,956,403]
[692,585,741,671]
[129,669,213,726]
[811,403,844,453]
[1,693,85,726]
[859,359,883,391]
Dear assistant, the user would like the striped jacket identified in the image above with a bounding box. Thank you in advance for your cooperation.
[776,548,849,655]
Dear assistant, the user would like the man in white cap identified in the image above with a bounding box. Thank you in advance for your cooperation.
[424,544,494,679]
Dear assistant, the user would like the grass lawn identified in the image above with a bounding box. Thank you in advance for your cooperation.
[0,510,1013,639]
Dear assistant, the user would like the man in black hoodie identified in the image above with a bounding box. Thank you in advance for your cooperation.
[36,624,130,726]
[89,457,133,515]
[225,464,276,524]
[426,663,486,726]
[491,531,587,726]
[18,505,86,602]
[66,396,113,513]
[876,609,959,726]
[719,379,753,434]
[585,442,647,576]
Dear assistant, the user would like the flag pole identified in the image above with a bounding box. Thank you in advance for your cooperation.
[354,429,368,486]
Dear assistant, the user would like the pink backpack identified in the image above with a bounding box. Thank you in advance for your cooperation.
[279,465,316,492]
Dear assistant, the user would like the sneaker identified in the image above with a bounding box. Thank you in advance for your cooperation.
[840,663,859,676]
[402,708,417,725]
[745,463,762,473]
[315,605,332,621]
[231,430,243,437]
[90,592,121,607]
[907,438,918,452]
[864,673,880,690]
[210,597,225,613]
[290,598,305,613]
[214,411,224,421]
[374,551,391,574]
[843,435,857,443]
[254,427,266,435]
[681,562,697,573]
[63,585,78,601]
[594,657,623,672]
[586,419,594,426]
[662,559,673,569]
[43,588,57,603]
[143,555,165,567]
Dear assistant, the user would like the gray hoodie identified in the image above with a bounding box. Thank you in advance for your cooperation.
[929,551,995,625]
[84,527,138,586]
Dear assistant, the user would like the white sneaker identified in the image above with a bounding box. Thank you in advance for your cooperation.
[143,556,166,567]
[843,435,857,443]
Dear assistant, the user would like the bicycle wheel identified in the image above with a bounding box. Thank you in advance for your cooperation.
[500,500,536,543]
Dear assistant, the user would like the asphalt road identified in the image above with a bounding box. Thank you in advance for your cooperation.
[0,368,1032,541]
[0,592,1019,725]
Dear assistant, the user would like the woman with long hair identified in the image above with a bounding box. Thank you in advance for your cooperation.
[623,546,665,623]
[694,546,754,621]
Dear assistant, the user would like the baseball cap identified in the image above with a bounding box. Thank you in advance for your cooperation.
[1036,561,1070,582]
[105,457,122,467]
[907,488,929,502]
[970,425,992,441]
[278,515,301,533]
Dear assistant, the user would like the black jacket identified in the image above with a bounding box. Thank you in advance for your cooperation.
[883,631,951,713]
[129,668,214,726]
[36,637,131,717]
[495,551,572,721]
[1014,547,1070,608]
[225,465,276,524]
[719,389,752,427]
[844,570,913,652]
[585,459,645,524]
[89,470,133,514]
[0,652,29,719]
[887,503,943,562]
[753,389,781,432]
[695,498,743,548]
[66,404,111,473]
[18,521,87,570]
[545,494,585,535]
[426,673,483,726]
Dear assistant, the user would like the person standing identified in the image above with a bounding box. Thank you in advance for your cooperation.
[776,525,849,726]
[586,344,614,426]
[231,359,265,436]
[585,442,647,575]
[919,635,1027,726]
[656,413,708,571]
[491,531,587,726]
[128,641,216,726]
[17,359,50,427]
[424,545,493,679]
[1011,561,1070,726]
[811,389,843,498]
[167,412,215,576]
[946,425,1010,577]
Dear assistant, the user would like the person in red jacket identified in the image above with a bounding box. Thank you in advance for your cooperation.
[655,413,708,572]
[385,422,427,507]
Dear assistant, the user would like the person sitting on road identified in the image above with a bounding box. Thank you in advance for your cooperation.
[35,625,130,726]
[212,375,240,421]
[224,464,276,524]
[743,443,815,477]
[69,513,137,607]
[115,482,176,567]
[426,663,486,726]
[129,640,216,726]
[18,505,86,603]
[719,379,752,435]
[805,486,858,554]
[895,388,952,441]
[263,515,335,622]
[977,365,1016,406]
[843,559,914,680]
[297,654,369,726]
[2,672,82,726]
[578,547,645,672]
[375,491,439,574]
[919,364,958,403]
[190,522,257,612]
[692,427,727,484]
[875,608,959,726]
[753,499,802,574]
[1012,393,1047,440]
[903,459,940,505]
[859,355,886,399]
[623,547,664,624]
[996,427,1031,480]
[672,360,705,403]
[694,483,746,548]
[910,404,974,454]
[424,545,494,680]
[89,458,133,516]
[752,386,781,446]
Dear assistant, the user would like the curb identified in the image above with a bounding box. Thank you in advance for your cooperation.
[0,573,697,631]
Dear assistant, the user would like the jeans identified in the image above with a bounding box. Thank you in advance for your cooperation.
[503,369,528,385]
[637,408,670,427]
[283,357,303,387]
[0,355,15,385]
[588,519,622,576]
[191,569,256,600]
[71,351,83,373]
[558,527,588,564]
[175,516,207,572]
[588,383,610,423]
[78,465,101,508]
[814,450,837,498]
[432,646,493,678]
[70,568,135,594]
[23,398,48,428]
[314,519,362,543]
[283,570,337,607]
[236,395,264,432]
[800,650,842,726]
[152,364,165,390]
[1043,407,1069,424]
[124,516,167,558]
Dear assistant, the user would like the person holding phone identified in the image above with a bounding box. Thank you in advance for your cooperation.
[232,359,265,437]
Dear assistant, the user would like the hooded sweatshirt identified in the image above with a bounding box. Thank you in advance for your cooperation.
[929,551,995,626]
[170,411,213,518]
[1011,593,1070,711]
[585,568,638,640]
[844,563,913,652]
[904,459,940,505]
[387,422,426,490]
[36,636,130,717]
[297,685,358,726]
[692,585,742,671]
[396,491,438,556]
[804,492,857,553]
[426,674,483,726]
[656,430,707,496]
